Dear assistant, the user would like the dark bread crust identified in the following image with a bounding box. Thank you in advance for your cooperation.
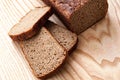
[68,38,78,54]
[42,0,71,26]
[9,7,53,41]
[42,0,108,34]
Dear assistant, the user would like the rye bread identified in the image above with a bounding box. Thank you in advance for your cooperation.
[20,27,67,78]
[45,21,77,52]
[9,7,52,41]
[42,0,108,34]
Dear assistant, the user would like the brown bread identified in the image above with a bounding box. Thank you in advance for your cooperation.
[45,21,77,52]
[9,7,52,41]
[20,27,67,78]
[42,0,108,34]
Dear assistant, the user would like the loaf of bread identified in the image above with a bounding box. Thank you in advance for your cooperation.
[9,7,52,41]
[42,0,108,34]
[20,27,67,78]
[45,21,77,52]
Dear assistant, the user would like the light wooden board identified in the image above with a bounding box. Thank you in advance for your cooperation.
[0,0,120,80]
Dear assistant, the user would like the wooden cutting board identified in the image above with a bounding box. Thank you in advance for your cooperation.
[0,0,120,80]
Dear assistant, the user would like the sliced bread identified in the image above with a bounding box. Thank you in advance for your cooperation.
[9,7,52,41]
[19,27,67,78]
[45,21,77,52]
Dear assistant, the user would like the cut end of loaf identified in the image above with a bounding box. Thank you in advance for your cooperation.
[20,27,67,78]
[70,0,108,34]
[9,7,52,41]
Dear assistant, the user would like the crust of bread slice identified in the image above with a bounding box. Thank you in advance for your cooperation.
[9,7,52,41]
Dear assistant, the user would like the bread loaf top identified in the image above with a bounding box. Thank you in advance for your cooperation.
[42,0,108,34]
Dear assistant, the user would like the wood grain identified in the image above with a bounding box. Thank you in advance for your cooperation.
[0,0,120,80]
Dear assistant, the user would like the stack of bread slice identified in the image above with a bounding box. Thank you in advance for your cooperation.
[8,5,77,79]
[8,0,108,79]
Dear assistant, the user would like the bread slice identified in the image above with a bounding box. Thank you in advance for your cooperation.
[45,21,77,52]
[20,27,67,78]
[42,0,108,34]
[9,7,52,41]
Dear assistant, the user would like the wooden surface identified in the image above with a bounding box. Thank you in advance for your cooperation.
[0,0,120,80]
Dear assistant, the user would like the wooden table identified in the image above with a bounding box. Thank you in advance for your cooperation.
[0,0,120,80]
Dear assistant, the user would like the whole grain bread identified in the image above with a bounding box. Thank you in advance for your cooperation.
[45,21,77,52]
[20,27,67,78]
[42,0,108,34]
[9,7,52,41]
